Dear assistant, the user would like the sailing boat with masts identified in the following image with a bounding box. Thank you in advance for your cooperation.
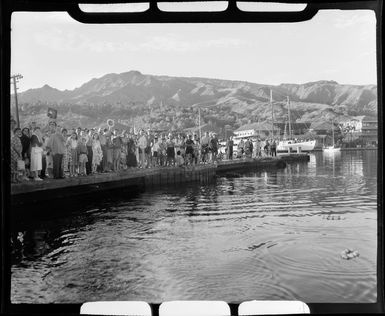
[323,119,341,153]
[276,96,316,152]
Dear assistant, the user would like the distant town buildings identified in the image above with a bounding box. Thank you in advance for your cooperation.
[339,116,364,133]
[359,116,378,146]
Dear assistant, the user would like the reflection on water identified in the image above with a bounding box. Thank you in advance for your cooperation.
[11,151,377,303]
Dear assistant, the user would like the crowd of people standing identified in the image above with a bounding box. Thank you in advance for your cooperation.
[230,137,278,159]
[10,119,226,183]
[10,117,282,184]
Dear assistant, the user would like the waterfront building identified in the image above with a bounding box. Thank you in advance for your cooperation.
[359,116,378,146]
[339,116,364,133]
[234,122,279,139]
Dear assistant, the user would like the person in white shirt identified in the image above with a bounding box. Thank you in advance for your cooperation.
[152,135,161,167]
[138,130,148,168]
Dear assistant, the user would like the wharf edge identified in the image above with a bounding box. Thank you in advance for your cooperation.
[10,154,310,206]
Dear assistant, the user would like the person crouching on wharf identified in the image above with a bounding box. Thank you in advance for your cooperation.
[46,122,66,179]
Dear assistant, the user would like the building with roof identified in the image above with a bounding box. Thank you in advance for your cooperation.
[359,116,378,146]
[234,122,279,139]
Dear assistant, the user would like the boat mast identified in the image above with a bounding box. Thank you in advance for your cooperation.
[287,96,292,139]
[270,89,274,138]
[198,107,201,141]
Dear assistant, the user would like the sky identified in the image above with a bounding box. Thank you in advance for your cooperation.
[11,5,377,92]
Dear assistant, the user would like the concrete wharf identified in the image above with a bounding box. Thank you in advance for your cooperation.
[11,154,309,206]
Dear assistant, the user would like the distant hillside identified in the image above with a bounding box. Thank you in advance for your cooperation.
[14,70,377,131]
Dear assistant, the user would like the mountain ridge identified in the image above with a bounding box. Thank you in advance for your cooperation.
[14,70,377,131]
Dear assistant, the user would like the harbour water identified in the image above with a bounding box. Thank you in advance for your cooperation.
[11,151,378,303]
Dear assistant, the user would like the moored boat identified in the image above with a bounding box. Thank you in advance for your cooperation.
[322,119,341,153]
[277,139,316,152]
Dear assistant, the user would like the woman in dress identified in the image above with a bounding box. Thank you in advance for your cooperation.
[30,127,44,181]
[92,133,103,173]
[67,132,78,177]
[11,127,23,183]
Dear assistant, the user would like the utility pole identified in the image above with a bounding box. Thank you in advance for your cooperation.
[11,74,23,128]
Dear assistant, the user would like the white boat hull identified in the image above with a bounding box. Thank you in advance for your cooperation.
[323,146,341,153]
[277,140,316,152]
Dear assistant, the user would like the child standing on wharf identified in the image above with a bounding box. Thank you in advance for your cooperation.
[77,137,88,176]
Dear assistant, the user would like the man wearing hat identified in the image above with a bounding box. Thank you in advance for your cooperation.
[46,121,66,179]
